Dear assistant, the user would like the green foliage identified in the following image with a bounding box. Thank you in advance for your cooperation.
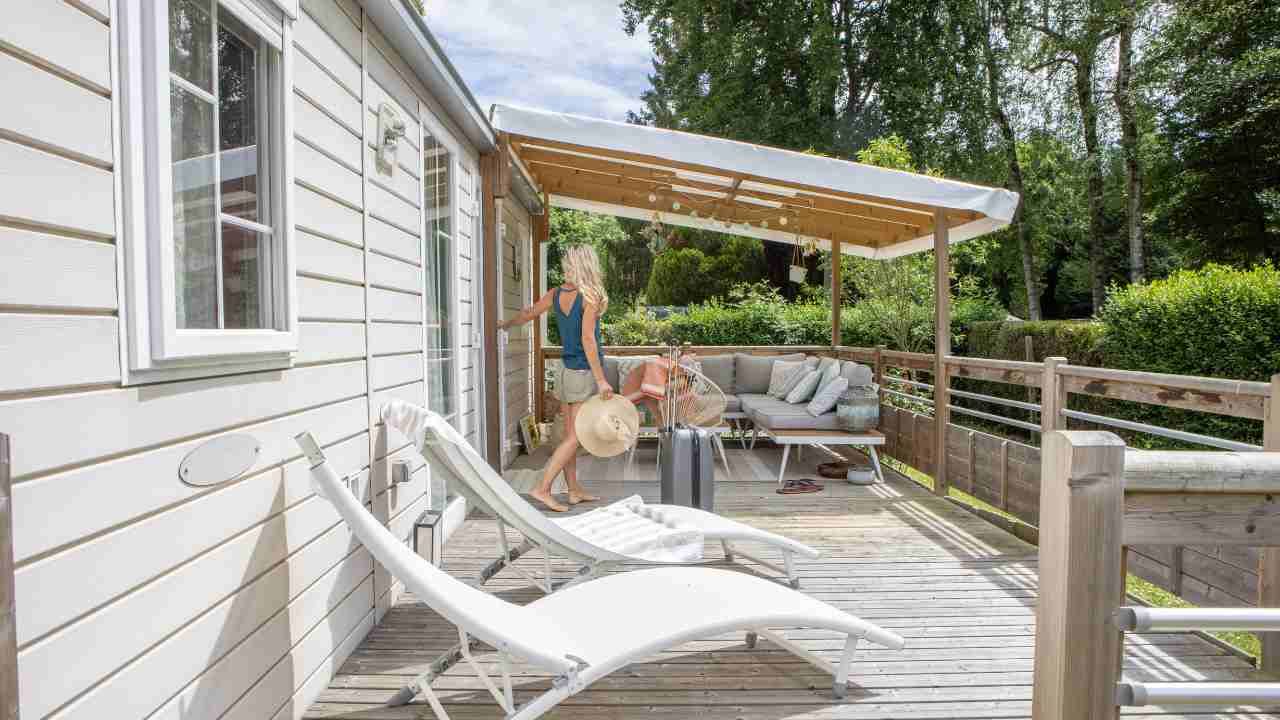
[1146,0,1280,265]
[644,248,708,306]
[856,135,918,172]
[968,320,1105,365]
[1098,264,1280,382]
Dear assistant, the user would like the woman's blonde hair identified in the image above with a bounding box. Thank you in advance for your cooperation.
[562,245,608,312]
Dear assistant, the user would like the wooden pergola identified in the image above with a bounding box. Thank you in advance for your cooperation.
[480,105,1019,492]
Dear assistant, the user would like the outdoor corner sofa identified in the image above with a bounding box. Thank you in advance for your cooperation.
[293,430,906,719]
[601,352,875,434]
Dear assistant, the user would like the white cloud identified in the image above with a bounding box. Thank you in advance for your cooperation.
[423,0,653,120]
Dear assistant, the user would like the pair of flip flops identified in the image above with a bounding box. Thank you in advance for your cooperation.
[777,478,824,495]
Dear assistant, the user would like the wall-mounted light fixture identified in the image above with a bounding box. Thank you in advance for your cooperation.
[376,103,406,175]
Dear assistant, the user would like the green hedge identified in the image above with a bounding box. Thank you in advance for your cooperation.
[968,320,1105,365]
[1098,263,1280,382]
[964,265,1279,449]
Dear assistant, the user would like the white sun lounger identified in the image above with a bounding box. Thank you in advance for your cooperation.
[294,432,905,718]
[381,400,820,589]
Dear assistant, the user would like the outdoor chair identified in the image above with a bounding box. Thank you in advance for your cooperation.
[293,431,906,718]
[382,399,820,588]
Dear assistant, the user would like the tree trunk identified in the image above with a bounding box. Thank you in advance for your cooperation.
[1115,0,1145,283]
[1075,54,1108,313]
[981,21,1041,320]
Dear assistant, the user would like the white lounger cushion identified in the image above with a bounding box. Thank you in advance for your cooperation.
[554,495,703,563]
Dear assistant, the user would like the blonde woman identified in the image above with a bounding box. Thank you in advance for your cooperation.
[499,245,611,512]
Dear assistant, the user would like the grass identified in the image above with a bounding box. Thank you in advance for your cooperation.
[883,456,1261,661]
[1126,575,1260,659]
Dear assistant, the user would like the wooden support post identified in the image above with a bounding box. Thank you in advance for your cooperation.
[873,345,885,386]
[1260,373,1280,673]
[1025,336,1037,422]
[480,141,510,469]
[830,240,842,348]
[531,198,548,422]
[933,209,951,496]
[1041,357,1068,433]
[1,434,16,720]
[1032,430,1127,720]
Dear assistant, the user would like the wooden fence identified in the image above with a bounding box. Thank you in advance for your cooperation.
[539,343,1280,667]
[2,434,16,720]
[1034,433,1280,719]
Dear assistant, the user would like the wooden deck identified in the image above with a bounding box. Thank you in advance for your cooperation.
[305,444,1278,719]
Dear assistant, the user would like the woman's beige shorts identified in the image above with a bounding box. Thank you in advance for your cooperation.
[555,366,597,404]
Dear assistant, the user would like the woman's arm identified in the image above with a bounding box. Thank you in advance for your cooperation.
[581,301,613,399]
[498,289,554,330]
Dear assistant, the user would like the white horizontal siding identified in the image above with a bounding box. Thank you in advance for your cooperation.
[0,314,118,393]
[295,183,362,245]
[296,230,364,285]
[293,50,361,134]
[295,4,361,99]
[294,93,361,171]
[368,322,421,356]
[1,0,111,93]
[12,399,368,563]
[368,288,422,324]
[371,352,423,391]
[0,229,116,310]
[367,250,421,294]
[0,361,367,479]
[298,276,365,322]
[301,0,361,61]
[367,215,418,263]
[0,50,111,164]
[296,140,362,207]
[0,139,114,237]
[297,321,366,365]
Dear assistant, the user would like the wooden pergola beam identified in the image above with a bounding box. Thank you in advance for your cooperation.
[511,136,983,223]
[831,239,842,347]
[539,174,906,248]
[515,143,941,232]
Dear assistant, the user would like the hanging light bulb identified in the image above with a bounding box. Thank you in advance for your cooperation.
[648,193,657,203]
[690,209,699,218]
[672,201,681,210]
[761,220,770,229]
[779,217,788,227]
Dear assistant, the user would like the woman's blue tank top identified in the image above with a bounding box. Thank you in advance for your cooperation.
[554,287,603,370]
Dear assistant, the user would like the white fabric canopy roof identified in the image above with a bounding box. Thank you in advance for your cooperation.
[491,104,1019,259]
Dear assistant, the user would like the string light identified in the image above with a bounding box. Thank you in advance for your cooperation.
[672,201,681,210]
[761,220,770,229]
[648,193,657,203]
[779,217,788,227]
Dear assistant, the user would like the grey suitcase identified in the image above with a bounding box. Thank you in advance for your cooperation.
[658,425,715,511]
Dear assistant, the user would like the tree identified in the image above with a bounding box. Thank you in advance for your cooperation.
[1114,0,1146,283]
[645,248,709,306]
[1144,0,1280,265]
[1020,0,1122,313]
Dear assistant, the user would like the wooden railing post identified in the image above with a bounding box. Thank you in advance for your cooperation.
[1041,357,1068,434]
[1,434,17,720]
[1260,373,1280,673]
[1033,430,1127,720]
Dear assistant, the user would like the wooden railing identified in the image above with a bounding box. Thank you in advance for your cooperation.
[1035,433,1280,718]
[539,343,1280,666]
[1,434,16,720]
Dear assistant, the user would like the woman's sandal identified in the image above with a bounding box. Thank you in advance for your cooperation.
[776,478,824,495]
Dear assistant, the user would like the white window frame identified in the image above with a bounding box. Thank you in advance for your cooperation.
[419,102,467,428]
[113,0,298,383]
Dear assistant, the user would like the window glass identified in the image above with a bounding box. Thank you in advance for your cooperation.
[424,133,455,418]
[169,1,274,330]
[171,83,218,329]
[169,0,213,92]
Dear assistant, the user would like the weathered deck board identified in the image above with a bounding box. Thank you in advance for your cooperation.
[305,446,1277,720]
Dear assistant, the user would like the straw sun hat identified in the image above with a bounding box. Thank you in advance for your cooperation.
[574,395,640,458]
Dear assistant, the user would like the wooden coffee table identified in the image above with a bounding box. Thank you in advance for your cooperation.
[757,428,886,486]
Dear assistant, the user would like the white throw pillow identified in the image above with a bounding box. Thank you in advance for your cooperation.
[817,357,840,390]
[807,376,848,416]
[767,360,806,398]
[786,370,823,404]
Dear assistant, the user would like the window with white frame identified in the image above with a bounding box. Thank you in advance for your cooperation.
[117,0,296,380]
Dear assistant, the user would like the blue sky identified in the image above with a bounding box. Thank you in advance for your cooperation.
[423,1,654,121]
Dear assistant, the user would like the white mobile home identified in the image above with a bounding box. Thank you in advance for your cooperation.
[0,1,540,717]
